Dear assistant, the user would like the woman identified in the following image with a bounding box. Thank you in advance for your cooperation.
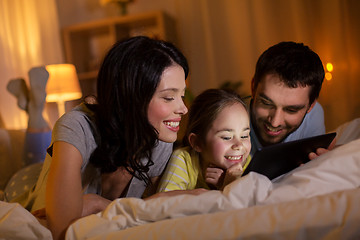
[28,36,198,240]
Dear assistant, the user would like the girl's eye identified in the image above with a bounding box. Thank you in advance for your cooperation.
[221,136,232,140]
[241,135,249,139]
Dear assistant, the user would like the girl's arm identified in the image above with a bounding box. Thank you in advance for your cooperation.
[45,141,109,240]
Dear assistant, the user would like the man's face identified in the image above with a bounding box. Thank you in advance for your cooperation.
[251,74,315,146]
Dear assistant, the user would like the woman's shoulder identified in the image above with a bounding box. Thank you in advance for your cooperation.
[52,103,98,164]
[59,103,93,120]
[52,103,97,145]
[54,103,95,130]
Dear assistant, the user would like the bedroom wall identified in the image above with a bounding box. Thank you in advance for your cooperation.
[54,0,360,131]
[1,0,358,131]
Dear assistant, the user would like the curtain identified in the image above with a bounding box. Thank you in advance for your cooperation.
[175,0,360,130]
[0,0,64,129]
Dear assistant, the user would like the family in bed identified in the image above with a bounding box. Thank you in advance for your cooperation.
[7,36,332,240]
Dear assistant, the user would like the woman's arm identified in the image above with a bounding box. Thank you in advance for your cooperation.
[45,141,109,240]
[45,141,83,240]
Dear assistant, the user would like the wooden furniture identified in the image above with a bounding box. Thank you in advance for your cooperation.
[62,11,176,96]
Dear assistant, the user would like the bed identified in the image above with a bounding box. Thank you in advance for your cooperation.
[1,118,360,240]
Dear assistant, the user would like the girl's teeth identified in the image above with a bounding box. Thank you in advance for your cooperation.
[226,156,241,160]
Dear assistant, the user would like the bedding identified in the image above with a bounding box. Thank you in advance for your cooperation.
[66,137,360,239]
[0,118,359,240]
[66,118,360,240]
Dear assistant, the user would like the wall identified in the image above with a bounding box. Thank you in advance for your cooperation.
[55,0,360,131]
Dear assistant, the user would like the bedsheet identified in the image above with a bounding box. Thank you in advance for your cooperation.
[66,136,360,239]
[0,201,51,240]
[1,118,359,240]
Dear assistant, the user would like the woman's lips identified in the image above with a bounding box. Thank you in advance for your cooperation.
[164,120,180,132]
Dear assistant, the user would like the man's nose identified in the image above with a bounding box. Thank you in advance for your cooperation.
[268,109,284,127]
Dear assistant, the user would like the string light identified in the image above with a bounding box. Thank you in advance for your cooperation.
[325,62,333,81]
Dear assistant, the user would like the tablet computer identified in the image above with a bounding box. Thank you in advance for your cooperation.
[242,132,336,180]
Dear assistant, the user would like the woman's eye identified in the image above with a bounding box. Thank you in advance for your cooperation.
[261,100,272,106]
[163,97,174,101]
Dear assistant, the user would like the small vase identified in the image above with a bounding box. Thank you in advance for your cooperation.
[117,2,128,16]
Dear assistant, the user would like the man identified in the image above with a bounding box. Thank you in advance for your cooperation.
[250,41,327,158]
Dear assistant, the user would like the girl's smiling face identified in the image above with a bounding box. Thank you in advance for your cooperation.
[199,103,251,170]
[147,64,188,143]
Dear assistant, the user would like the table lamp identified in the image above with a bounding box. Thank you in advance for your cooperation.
[45,64,82,117]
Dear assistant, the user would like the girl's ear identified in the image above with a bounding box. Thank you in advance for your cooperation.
[188,133,202,152]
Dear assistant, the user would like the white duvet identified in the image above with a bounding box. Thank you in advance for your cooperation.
[1,119,359,240]
[66,119,360,240]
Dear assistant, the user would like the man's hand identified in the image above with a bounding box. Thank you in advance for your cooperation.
[308,137,337,160]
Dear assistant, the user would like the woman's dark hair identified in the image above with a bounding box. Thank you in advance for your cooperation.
[252,41,325,104]
[88,36,189,185]
[183,89,247,147]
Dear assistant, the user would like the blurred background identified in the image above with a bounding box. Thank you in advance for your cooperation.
[0,0,359,131]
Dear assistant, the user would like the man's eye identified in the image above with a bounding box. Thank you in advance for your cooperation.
[285,108,299,114]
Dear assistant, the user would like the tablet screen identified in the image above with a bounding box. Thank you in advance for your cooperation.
[242,132,336,180]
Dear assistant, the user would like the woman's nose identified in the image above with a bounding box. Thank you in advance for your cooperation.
[177,99,188,115]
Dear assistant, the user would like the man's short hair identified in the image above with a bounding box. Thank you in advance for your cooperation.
[252,42,325,104]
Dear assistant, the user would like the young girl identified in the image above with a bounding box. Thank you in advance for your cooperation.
[21,36,194,240]
[158,89,252,192]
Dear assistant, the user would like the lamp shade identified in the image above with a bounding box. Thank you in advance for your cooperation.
[45,64,82,103]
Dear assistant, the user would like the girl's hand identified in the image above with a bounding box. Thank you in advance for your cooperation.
[222,162,243,190]
[205,165,225,189]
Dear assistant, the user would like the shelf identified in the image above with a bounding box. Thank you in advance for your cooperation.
[62,11,176,97]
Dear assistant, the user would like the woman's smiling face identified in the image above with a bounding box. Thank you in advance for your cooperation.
[147,64,188,143]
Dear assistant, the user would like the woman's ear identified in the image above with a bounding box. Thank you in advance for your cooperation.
[188,133,202,152]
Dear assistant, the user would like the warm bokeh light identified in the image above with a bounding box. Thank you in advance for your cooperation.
[325,72,332,81]
[326,63,333,72]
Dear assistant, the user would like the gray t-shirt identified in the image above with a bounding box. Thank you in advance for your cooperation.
[27,104,172,211]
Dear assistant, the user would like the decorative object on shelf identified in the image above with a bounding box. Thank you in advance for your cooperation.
[100,0,134,16]
[45,64,82,118]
